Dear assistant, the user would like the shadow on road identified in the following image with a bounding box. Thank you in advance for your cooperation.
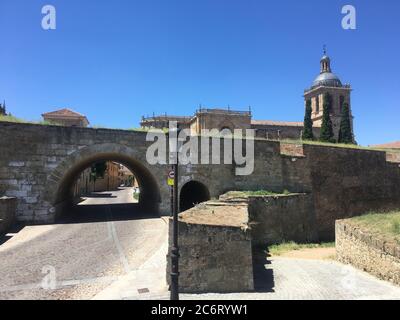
[58,203,160,224]
[252,246,275,293]
[0,223,25,246]
[78,193,117,199]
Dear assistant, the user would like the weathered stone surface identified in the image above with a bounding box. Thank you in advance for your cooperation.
[167,202,254,293]
[248,194,318,245]
[304,145,400,240]
[336,220,400,286]
[1,121,400,239]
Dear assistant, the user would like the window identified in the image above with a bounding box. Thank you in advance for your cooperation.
[315,96,320,113]
[340,96,345,114]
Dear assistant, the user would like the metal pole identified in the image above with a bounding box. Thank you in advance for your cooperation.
[170,168,174,217]
[170,130,180,300]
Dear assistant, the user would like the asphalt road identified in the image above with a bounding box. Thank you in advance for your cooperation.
[0,187,168,300]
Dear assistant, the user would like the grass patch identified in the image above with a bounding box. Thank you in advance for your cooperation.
[0,115,61,126]
[129,127,168,133]
[279,139,372,150]
[268,241,335,256]
[349,211,400,244]
[0,114,27,123]
[224,190,291,198]
[243,189,291,196]
[279,139,400,154]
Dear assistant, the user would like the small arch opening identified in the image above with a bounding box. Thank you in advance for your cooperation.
[179,181,210,212]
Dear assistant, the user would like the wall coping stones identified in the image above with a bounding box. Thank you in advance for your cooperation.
[336,218,400,286]
[336,219,400,259]
[179,200,248,229]
[219,191,309,202]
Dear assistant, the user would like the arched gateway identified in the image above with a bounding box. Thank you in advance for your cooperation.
[44,143,161,219]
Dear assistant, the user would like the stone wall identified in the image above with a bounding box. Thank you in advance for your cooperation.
[0,122,169,223]
[280,143,304,157]
[248,194,317,245]
[386,151,400,163]
[304,145,400,240]
[167,201,254,293]
[1,121,400,239]
[336,219,400,286]
[0,197,17,235]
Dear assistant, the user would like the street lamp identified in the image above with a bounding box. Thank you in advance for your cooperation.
[169,126,181,300]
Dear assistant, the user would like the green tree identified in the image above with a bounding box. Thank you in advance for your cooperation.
[319,93,335,143]
[338,102,353,144]
[90,161,108,181]
[302,99,314,140]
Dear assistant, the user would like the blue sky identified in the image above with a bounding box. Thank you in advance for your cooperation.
[0,0,399,146]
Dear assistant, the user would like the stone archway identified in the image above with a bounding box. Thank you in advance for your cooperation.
[44,143,161,220]
[179,180,210,212]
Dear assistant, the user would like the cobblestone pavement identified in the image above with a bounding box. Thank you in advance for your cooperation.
[2,186,400,300]
[181,257,400,300]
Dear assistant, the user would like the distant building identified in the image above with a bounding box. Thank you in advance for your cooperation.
[190,108,252,135]
[118,165,136,187]
[371,141,400,149]
[42,108,89,127]
[73,161,122,197]
[140,50,354,142]
[140,114,192,130]
[304,48,354,142]
[141,108,306,140]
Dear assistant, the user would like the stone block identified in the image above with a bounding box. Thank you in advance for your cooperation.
[8,161,25,167]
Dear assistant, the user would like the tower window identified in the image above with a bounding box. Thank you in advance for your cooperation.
[340,96,345,114]
[315,96,320,113]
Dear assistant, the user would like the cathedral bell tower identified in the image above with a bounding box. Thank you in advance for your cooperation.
[304,48,354,142]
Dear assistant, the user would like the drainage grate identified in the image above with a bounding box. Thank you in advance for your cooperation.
[138,288,150,294]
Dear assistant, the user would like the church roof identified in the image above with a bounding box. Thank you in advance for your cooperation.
[371,141,400,149]
[42,108,87,119]
[312,72,342,88]
[42,108,89,126]
[310,49,344,89]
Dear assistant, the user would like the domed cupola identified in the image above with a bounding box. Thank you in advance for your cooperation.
[312,47,342,88]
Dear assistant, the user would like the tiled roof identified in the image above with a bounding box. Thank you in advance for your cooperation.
[42,108,87,119]
[372,141,400,149]
[251,120,304,127]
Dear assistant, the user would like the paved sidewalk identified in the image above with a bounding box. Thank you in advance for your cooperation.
[0,188,168,300]
[92,226,169,300]
[181,257,400,300]
[114,250,400,300]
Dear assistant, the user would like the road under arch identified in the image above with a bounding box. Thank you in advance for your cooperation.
[53,152,161,220]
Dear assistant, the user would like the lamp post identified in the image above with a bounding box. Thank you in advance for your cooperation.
[169,127,181,300]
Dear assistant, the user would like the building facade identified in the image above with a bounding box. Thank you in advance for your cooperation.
[304,50,354,141]
[140,50,353,142]
[42,108,89,127]
[73,161,123,197]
